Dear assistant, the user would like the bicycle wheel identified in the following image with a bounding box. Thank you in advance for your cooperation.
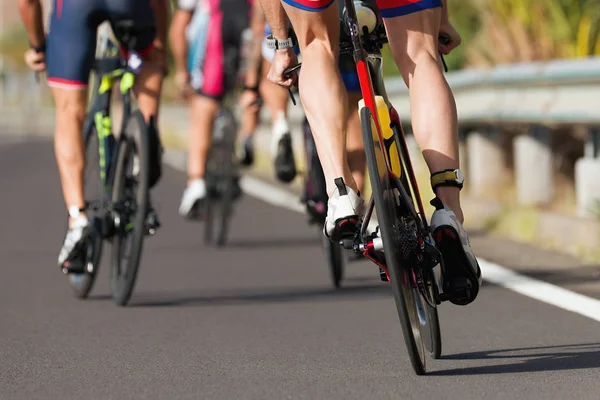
[391,120,443,360]
[361,107,439,375]
[204,109,237,247]
[302,117,345,288]
[110,110,150,306]
[66,118,104,299]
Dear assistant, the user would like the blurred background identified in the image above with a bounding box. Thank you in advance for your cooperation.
[2,0,600,261]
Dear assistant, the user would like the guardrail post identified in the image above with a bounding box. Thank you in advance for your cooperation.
[575,127,600,216]
[465,127,505,198]
[514,126,554,205]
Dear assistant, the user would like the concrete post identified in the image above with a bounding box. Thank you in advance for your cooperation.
[465,127,505,198]
[575,127,600,216]
[514,126,554,205]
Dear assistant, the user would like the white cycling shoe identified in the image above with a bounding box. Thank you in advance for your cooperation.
[430,198,482,306]
[324,177,364,241]
[58,206,91,269]
[179,178,207,219]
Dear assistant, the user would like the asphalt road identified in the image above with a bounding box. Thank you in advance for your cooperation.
[2,138,600,400]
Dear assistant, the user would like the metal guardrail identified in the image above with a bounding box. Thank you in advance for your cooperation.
[385,56,600,125]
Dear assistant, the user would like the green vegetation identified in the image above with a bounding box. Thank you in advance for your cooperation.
[0,25,30,70]
[464,0,600,67]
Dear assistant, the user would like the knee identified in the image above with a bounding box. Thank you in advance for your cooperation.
[54,94,86,125]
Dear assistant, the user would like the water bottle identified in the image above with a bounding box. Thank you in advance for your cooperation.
[358,95,402,178]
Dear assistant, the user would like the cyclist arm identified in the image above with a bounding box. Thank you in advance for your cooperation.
[18,0,45,48]
[150,0,171,52]
[169,5,193,82]
[245,1,267,90]
[258,0,288,40]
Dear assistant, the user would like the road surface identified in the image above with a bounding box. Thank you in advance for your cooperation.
[1,138,600,399]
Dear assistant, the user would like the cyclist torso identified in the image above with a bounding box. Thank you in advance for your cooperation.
[180,0,252,99]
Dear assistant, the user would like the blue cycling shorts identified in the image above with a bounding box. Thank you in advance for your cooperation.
[46,0,156,89]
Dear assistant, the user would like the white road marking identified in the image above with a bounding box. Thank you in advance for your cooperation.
[478,259,600,323]
[164,149,600,323]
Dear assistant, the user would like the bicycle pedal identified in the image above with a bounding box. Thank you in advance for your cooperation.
[379,268,389,282]
[439,277,472,305]
[61,259,86,275]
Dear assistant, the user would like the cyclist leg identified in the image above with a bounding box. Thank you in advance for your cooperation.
[108,0,167,231]
[172,0,248,217]
[170,3,221,217]
[339,54,366,193]
[380,1,481,303]
[238,0,265,167]
[44,0,102,267]
[264,0,363,240]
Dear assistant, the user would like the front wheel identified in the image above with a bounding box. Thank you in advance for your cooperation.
[109,110,150,306]
[360,106,441,375]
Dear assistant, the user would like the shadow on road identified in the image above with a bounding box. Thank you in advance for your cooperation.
[225,236,321,249]
[432,342,600,375]
[129,283,391,308]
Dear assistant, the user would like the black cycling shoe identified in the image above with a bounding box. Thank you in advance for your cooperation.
[274,133,297,183]
[145,197,161,236]
[239,137,254,167]
[232,175,243,200]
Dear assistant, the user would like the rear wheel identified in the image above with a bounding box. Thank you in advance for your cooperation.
[110,110,149,306]
[321,232,344,288]
[67,119,104,299]
[302,117,345,288]
[204,109,238,247]
[361,107,440,374]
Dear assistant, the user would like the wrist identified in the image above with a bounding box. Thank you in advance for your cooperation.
[266,28,297,50]
[29,41,46,53]
[243,84,259,93]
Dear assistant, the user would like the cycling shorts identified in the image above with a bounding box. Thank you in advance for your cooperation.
[262,24,361,93]
[46,0,156,89]
[283,0,442,18]
[180,0,251,100]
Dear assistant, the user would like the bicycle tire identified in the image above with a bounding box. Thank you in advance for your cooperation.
[302,117,345,288]
[204,109,237,247]
[321,230,344,288]
[390,120,442,360]
[361,106,438,375]
[67,119,104,299]
[109,110,150,306]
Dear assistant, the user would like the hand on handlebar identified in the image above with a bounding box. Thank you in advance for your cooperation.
[438,21,461,55]
[268,48,298,88]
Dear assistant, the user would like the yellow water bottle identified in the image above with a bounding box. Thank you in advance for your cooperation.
[358,96,402,178]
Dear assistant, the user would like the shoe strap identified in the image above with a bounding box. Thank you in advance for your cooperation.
[68,205,85,219]
[430,169,464,192]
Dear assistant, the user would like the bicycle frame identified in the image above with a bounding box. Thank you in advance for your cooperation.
[84,53,139,192]
[342,0,431,278]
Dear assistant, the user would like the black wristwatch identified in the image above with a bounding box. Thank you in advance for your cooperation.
[266,28,297,50]
[242,85,259,93]
[29,42,46,53]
